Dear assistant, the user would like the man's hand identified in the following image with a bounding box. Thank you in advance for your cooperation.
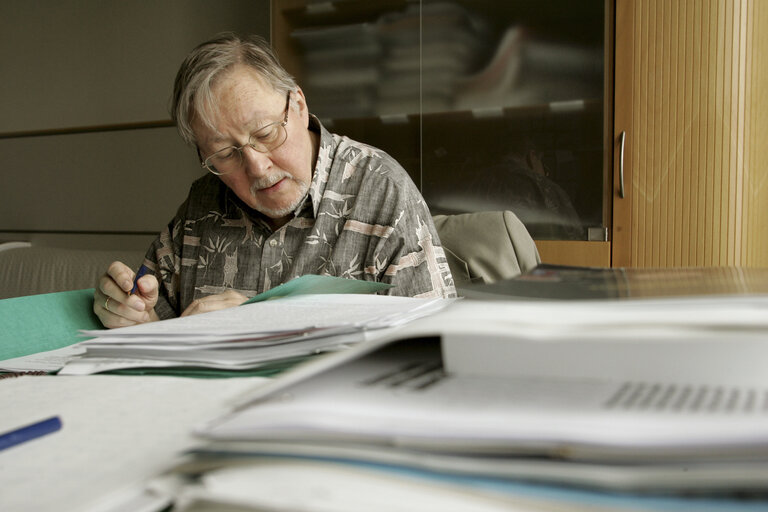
[181,290,247,317]
[94,261,160,328]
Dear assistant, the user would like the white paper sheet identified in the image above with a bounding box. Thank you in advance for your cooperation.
[63,295,451,375]
[0,344,85,372]
[0,375,266,512]
[175,458,550,512]
[80,295,448,340]
[201,334,768,463]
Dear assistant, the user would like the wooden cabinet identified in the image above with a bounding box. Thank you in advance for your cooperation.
[613,0,768,268]
[273,0,768,268]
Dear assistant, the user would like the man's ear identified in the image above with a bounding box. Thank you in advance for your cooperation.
[292,87,310,127]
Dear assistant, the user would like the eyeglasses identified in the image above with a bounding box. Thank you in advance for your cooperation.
[200,92,291,176]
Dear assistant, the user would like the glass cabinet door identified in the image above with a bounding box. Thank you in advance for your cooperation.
[273,0,607,242]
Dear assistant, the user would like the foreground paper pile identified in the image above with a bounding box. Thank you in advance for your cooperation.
[171,295,768,511]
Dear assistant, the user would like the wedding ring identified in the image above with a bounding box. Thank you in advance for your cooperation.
[105,297,112,312]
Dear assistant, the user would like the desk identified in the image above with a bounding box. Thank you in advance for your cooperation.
[4,372,767,512]
[0,374,264,511]
[4,276,768,511]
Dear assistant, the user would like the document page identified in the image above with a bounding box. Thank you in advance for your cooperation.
[80,294,448,341]
[0,375,266,512]
[0,344,85,372]
[62,295,451,375]
[203,337,768,462]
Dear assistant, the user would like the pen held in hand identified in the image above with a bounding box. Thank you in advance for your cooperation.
[0,416,62,452]
[130,265,149,295]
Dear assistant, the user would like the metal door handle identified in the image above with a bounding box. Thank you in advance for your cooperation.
[619,131,626,198]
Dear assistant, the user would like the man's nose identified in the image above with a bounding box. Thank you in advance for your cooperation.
[242,145,272,177]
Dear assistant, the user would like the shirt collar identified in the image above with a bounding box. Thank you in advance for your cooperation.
[305,115,335,218]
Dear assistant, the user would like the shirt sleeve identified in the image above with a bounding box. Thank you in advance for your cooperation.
[381,202,457,299]
[141,200,188,320]
[355,166,456,299]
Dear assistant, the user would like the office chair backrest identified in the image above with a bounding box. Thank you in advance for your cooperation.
[432,210,540,287]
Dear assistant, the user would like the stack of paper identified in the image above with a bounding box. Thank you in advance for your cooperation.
[59,293,451,376]
[169,295,768,510]
[170,455,768,512]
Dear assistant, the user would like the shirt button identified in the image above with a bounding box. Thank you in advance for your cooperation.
[269,239,278,247]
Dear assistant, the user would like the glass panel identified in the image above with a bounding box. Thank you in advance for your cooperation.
[280,0,605,241]
[286,1,421,174]
[419,0,605,240]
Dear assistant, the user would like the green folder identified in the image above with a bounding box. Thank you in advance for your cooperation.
[0,288,103,361]
[242,274,393,304]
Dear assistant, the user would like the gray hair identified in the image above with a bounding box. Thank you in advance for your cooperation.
[170,32,298,147]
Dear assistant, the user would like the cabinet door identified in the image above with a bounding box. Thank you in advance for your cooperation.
[273,0,611,266]
[612,0,767,268]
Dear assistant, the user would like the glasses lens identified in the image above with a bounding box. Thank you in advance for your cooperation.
[203,121,288,175]
[249,123,287,152]
[205,147,241,175]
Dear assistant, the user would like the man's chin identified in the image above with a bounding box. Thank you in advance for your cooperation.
[258,205,297,220]
[252,193,308,220]
[241,181,309,221]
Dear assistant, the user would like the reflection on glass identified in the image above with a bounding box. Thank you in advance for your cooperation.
[423,139,587,240]
[289,0,605,241]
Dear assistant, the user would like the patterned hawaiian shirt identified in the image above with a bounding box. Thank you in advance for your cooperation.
[143,116,456,319]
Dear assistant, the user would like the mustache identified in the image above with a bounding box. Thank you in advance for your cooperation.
[250,172,292,194]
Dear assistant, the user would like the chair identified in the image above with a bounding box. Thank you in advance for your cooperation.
[432,210,540,287]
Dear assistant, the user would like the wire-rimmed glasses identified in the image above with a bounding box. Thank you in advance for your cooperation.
[201,92,291,176]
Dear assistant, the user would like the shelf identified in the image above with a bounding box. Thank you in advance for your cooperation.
[281,0,410,28]
[273,0,609,252]
[279,0,603,44]
[318,97,603,127]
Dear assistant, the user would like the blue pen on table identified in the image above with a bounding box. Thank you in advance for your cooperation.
[0,416,62,452]
[130,264,149,295]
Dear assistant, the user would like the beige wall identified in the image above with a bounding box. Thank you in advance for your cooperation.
[0,0,270,251]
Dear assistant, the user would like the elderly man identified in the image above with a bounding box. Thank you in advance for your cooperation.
[94,33,455,328]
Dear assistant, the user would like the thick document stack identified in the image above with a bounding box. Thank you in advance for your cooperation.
[1,274,451,376]
[59,293,450,376]
[171,291,768,511]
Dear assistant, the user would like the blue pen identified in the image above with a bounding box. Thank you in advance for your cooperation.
[0,416,62,452]
[130,264,149,295]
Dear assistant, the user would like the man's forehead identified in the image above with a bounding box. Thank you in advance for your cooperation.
[195,69,283,145]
